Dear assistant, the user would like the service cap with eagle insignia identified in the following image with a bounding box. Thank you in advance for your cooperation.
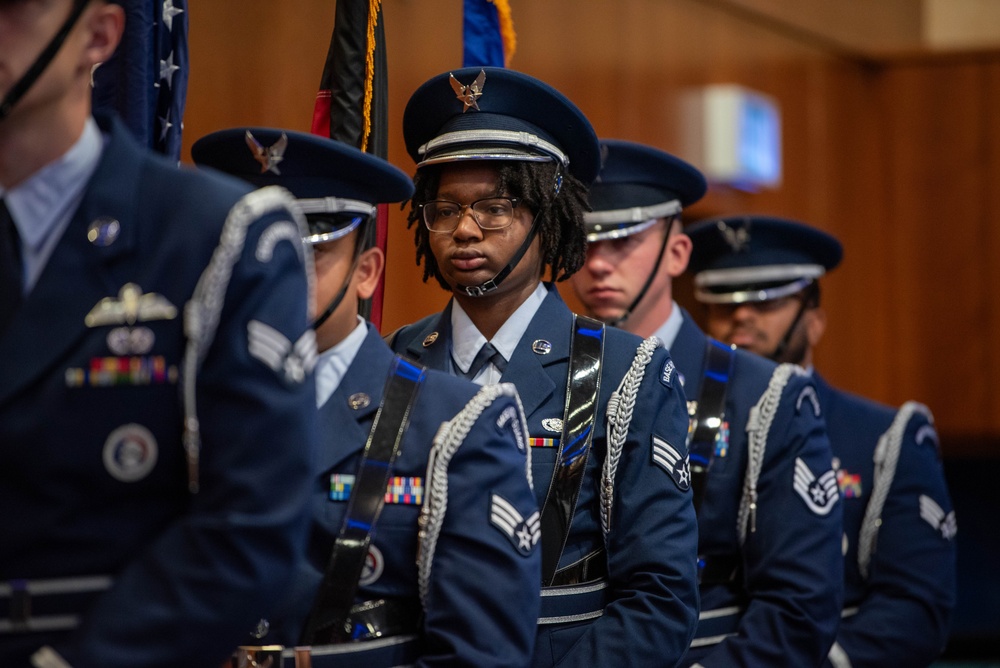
[584,139,706,243]
[193,127,414,246]
[687,216,843,306]
[403,67,601,185]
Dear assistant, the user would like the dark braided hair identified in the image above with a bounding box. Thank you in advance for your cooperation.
[406,160,590,291]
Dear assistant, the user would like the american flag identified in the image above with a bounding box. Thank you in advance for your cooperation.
[92,0,188,161]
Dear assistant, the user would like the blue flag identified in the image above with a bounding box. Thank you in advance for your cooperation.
[92,0,189,161]
[463,0,505,68]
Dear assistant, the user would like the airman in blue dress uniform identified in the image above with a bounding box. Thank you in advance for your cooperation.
[388,67,700,667]
[194,127,541,667]
[688,215,957,667]
[570,140,844,666]
[0,3,317,666]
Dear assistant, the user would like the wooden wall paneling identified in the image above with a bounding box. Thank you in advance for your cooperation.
[880,60,990,445]
[984,61,1000,437]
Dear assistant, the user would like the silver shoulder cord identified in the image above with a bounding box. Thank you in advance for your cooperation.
[417,382,530,608]
[182,186,311,494]
[858,401,933,579]
[738,363,806,544]
[601,336,661,537]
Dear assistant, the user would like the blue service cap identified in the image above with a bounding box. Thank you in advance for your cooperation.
[686,215,843,304]
[584,139,707,242]
[192,127,414,245]
[402,67,601,185]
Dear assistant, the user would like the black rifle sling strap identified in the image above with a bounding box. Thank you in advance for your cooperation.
[688,339,735,515]
[300,355,426,644]
[539,315,605,586]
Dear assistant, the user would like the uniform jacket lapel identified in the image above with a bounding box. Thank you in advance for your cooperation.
[670,308,708,397]
[502,286,566,419]
[317,324,388,471]
[402,303,453,372]
[0,115,142,408]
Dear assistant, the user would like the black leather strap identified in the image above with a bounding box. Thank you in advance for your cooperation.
[548,549,607,587]
[689,339,735,515]
[300,356,426,644]
[539,315,605,586]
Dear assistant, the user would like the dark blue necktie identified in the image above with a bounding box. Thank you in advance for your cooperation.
[462,341,507,380]
[0,199,23,335]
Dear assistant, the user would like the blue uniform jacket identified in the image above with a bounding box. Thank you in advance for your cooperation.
[671,312,843,667]
[266,323,541,667]
[815,374,956,668]
[0,114,317,667]
[391,285,700,668]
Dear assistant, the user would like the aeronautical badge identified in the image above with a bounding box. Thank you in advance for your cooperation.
[796,385,821,417]
[85,283,177,327]
[359,545,385,586]
[103,424,158,482]
[793,457,839,515]
[245,130,287,175]
[490,494,540,556]
[541,418,563,434]
[652,436,691,491]
[247,321,317,383]
[660,358,675,388]
[255,220,303,263]
[450,69,486,112]
[919,494,957,540]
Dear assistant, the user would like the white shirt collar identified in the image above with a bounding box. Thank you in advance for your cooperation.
[651,300,685,350]
[315,317,368,408]
[450,282,548,384]
[1,117,102,252]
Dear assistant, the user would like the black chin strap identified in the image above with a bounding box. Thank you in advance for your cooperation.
[769,288,813,364]
[311,234,366,331]
[604,222,672,327]
[0,0,92,122]
[457,213,543,298]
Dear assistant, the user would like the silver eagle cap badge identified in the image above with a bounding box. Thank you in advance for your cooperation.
[450,70,486,112]
[245,130,288,175]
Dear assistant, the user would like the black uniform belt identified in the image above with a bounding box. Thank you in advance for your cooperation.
[537,579,609,625]
[232,634,423,668]
[697,554,741,585]
[343,597,420,642]
[549,549,607,587]
[0,575,112,633]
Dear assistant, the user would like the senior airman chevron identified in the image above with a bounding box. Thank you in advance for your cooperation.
[652,436,691,491]
[919,494,957,540]
[247,319,317,383]
[490,494,541,556]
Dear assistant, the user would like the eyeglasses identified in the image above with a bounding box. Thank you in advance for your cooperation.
[420,197,521,233]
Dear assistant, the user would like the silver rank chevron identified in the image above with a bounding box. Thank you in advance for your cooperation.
[246,320,317,383]
[919,494,957,540]
[490,494,540,556]
[793,457,839,516]
[652,436,691,491]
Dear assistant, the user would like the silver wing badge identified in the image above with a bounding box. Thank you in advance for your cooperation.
[85,283,178,327]
[450,70,486,112]
[245,130,287,175]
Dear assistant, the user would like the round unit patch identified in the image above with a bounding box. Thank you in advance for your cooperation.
[359,545,385,586]
[103,423,158,482]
